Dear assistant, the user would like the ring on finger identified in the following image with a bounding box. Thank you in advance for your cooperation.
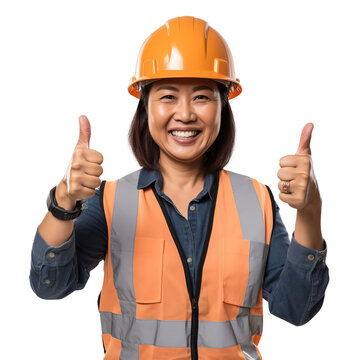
[282,180,291,194]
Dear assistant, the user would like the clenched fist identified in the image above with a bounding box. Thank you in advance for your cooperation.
[56,115,104,210]
[277,123,320,211]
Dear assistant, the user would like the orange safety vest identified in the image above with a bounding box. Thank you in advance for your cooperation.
[99,168,273,359]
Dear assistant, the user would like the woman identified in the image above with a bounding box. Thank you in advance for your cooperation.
[30,16,329,359]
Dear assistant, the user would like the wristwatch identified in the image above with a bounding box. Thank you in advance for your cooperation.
[47,186,85,221]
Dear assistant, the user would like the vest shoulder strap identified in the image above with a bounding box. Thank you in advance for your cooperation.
[226,170,273,244]
[120,168,142,186]
[102,169,141,205]
[102,169,141,243]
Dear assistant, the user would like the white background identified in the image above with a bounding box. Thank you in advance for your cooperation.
[1,0,359,359]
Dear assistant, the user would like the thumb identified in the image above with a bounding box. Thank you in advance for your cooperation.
[296,122,313,155]
[77,115,91,148]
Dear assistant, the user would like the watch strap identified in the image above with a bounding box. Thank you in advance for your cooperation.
[47,186,84,221]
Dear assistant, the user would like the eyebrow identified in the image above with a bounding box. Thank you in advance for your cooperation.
[155,85,214,92]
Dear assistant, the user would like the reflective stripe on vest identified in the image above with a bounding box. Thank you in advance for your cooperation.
[99,169,273,360]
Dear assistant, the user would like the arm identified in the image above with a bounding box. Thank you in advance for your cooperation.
[30,114,106,299]
[264,123,329,325]
[263,197,329,326]
[294,190,324,251]
[29,182,108,299]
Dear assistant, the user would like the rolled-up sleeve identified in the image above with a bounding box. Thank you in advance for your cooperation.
[263,201,329,326]
[29,183,108,300]
[29,229,82,299]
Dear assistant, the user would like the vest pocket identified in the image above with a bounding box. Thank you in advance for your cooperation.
[133,237,164,304]
[223,237,268,308]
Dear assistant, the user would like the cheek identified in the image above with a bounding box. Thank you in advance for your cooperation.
[211,121,221,142]
[149,101,170,119]
[199,101,221,120]
[205,107,222,137]
[148,104,169,131]
[208,117,222,146]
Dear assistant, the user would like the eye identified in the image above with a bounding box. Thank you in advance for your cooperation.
[194,95,209,101]
[160,95,175,101]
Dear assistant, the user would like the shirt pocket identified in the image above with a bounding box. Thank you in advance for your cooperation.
[222,237,268,308]
[133,237,164,304]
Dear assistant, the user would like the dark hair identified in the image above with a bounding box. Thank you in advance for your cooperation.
[128,81,235,173]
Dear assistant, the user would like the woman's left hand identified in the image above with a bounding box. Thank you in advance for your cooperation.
[277,123,321,211]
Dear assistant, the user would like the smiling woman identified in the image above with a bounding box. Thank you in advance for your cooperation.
[30,15,329,360]
[129,77,234,173]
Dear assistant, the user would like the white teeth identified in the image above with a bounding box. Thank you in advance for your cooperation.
[171,130,199,138]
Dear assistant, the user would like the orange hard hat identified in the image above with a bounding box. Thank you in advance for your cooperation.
[128,16,242,100]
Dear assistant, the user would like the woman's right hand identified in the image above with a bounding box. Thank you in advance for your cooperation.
[56,115,104,210]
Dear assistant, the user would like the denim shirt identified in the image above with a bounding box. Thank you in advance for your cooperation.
[30,167,329,326]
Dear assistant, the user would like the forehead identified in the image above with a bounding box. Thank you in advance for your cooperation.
[150,77,219,91]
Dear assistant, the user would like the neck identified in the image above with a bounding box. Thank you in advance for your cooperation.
[158,154,205,190]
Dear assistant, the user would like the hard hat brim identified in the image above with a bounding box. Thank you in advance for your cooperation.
[128,75,242,100]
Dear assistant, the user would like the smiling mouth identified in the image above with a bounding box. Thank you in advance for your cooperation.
[169,130,201,138]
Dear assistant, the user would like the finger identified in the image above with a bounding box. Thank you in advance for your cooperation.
[83,149,104,164]
[277,167,296,181]
[278,180,293,193]
[278,192,297,208]
[296,122,313,155]
[279,155,299,167]
[83,163,103,177]
[72,186,96,200]
[80,174,102,190]
[67,174,99,199]
[77,115,91,148]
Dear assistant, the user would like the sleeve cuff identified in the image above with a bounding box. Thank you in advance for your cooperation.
[287,231,327,271]
[32,227,76,267]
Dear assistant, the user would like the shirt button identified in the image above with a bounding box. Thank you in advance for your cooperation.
[189,205,196,211]
[48,252,56,259]
[44,279,51,285]
[307,254,315,261]
[187,257,193,263]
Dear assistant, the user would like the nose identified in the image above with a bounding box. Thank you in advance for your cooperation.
[173,99,197,122]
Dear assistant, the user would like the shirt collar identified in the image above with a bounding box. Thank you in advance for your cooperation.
[137,167,216,201]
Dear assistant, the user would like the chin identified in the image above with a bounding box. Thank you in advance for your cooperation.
[171,154,204,164]
[159,147,206,166]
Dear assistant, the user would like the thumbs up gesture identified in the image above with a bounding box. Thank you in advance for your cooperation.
[277,123,320,211]
[56,115,104,210]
